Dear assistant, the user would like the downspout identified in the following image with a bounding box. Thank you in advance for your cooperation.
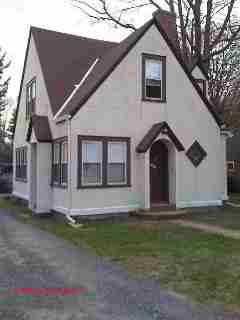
[67,114,76,223]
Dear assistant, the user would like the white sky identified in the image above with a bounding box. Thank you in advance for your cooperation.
[0,0,151,105]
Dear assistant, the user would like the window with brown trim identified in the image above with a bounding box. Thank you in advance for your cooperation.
[26,78,36,120]
[15,147,27,181]
[52,139,68,187]
[78,136,131,188]
[142,53,166,102]
[227,161,235,172]
[196,79,206,96]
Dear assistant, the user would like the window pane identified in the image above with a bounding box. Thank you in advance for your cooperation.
[32,81,36,99]
[27,87,31,102]
[108,142,126,162]
[146,59,162,80]
[108,163,125,183]
[53,143,60,164]
[83,141,102,162]
[83,163,101,184]
[82,141,102,185]
[108,142,126,184]
[146,83,161,99]
[62,141,68,163]
[61,163,67,184]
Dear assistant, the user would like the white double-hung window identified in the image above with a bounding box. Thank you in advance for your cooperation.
[82,141,102,185]
[107,141,127,184]
[142,54,166,102]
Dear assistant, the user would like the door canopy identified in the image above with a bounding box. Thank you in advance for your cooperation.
[136,121,185,153]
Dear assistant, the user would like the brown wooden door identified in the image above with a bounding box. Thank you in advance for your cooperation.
[150,141,169,204]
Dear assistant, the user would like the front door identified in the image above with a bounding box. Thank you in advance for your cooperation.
[150,140,169,204]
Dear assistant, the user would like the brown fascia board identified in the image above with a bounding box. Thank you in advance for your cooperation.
[13,27,33,139]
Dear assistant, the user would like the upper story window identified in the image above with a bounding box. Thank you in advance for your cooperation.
[196,79,206,96]
[142,54,166,102]
[26,78,36,120]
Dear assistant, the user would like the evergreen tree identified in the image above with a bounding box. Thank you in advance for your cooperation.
[0,47,10,142]
[7,106,16,141]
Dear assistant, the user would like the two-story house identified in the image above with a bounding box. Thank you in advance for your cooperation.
[13,9,228,216]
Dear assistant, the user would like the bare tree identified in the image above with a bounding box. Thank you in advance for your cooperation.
[71,0,240,70]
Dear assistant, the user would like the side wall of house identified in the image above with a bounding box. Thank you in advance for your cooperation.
[13,34,68,210]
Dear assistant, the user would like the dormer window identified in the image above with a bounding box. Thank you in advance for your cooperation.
[142,54,166,102]
[26,78,36,120]
[196,79,206,96]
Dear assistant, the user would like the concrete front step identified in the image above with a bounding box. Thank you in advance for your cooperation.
[131,209,189,220]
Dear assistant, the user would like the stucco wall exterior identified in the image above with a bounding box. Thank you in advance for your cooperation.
[14,24,226,215]
[13,35,68,212]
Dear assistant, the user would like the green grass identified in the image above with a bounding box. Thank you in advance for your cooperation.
[181,205,240,230]
[2,197,240,310]
[229,193,240,204]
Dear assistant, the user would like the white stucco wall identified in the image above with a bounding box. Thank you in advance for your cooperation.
[13,34,68,211]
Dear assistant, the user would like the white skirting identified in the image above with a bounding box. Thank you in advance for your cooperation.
[12,191,29,201]
[53,204,139,216]
[176,200,222,208]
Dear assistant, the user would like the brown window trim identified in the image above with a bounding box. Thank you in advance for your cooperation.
[227,160,235,172]
[142,53,166,103]
[78,135,131,189]
[15,146,27,182]
[51,137,68,188]
[196,79,206,96]
[26,77,36,120]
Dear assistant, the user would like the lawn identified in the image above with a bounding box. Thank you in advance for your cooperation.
[229,193,240,204]
[181,205,240,230]
[1,197,240,310]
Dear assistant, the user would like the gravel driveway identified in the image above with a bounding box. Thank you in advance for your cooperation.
[0,207,240,320]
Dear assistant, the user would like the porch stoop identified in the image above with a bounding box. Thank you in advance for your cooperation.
[131,206,189,220]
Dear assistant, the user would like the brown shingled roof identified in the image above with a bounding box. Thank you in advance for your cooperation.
[31,27,117,116]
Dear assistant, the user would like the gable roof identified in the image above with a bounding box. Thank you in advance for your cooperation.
[57,11,222,127]
[32,27,117,116]
[136,122,185,153]
[26,115,52,143]
[13,27,117,138]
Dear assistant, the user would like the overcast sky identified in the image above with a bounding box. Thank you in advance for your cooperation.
[0,0,146,105]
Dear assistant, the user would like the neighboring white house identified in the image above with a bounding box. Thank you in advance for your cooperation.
[13,9,228,216]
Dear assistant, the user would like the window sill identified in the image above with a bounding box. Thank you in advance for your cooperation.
[51,184,67,189]
[77,184,131,189]
[15,178,27,183]
[142,97,167,103]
